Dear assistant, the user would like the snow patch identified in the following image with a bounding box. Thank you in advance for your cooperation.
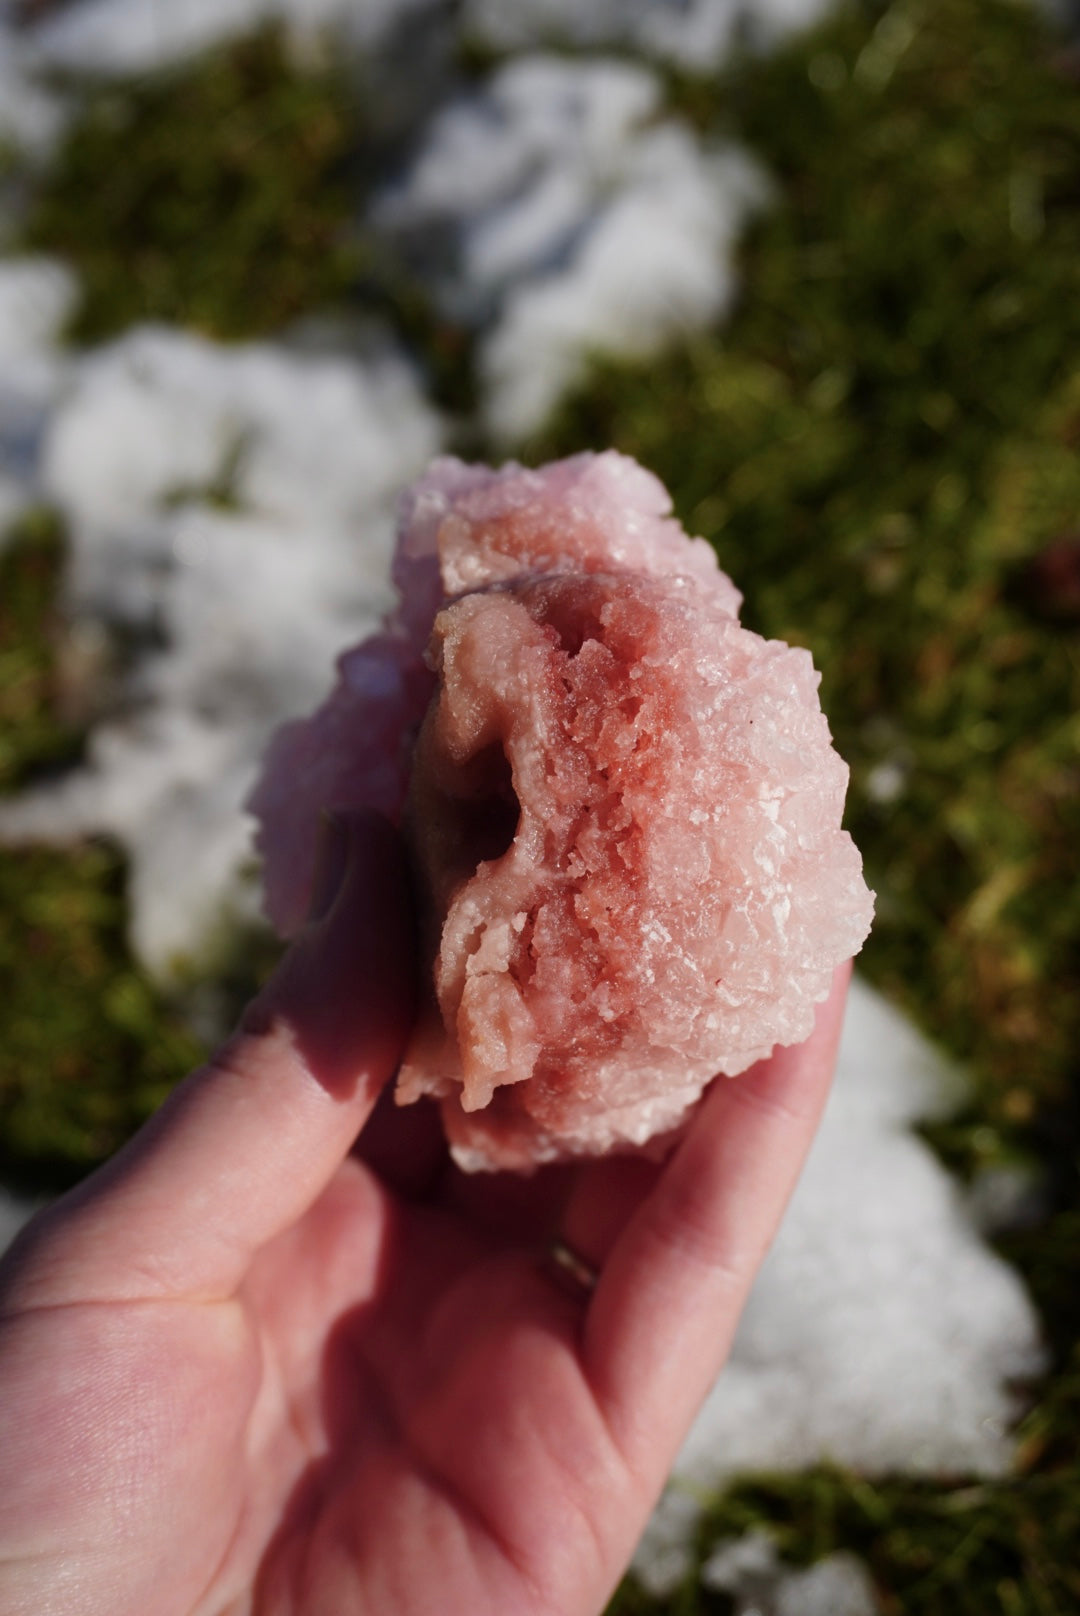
[0,14,68,160]
[26,0,443,76]
[375,54,766,440]
[462,0,838,72]
[0,325,442,973]
[0,257,77,512]
[0,257,76,375]
[699,1531,881,1616]
[633,977,1044,1591]
[0,1186,39,1255]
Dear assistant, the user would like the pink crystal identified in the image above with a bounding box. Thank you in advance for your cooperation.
[249,452,874,1170]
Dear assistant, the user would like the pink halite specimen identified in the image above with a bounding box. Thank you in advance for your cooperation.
[249,452,874,1171]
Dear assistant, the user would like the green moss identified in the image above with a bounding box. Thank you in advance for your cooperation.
[20,27,365,342]
[607,1433,1080,1613]
[15,25,477,407]
[0,841,204,1190]
[0,508,275,1188]
[0,507,86,793]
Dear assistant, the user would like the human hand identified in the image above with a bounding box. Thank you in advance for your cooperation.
[0,811,850,1616]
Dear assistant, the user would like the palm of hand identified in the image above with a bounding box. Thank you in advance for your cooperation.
[240,1150,636,1615]
[0,820,847,1616]
[2,1140,642,1616]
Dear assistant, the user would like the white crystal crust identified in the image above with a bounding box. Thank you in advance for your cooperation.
[251,451,874,1169]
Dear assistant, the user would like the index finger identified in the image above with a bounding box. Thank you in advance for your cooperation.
[582,962,851,1472]
[4,812,414,1312]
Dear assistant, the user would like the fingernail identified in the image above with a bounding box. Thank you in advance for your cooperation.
[308,810,353,923]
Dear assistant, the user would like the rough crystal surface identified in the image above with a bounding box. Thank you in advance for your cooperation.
[250,451,874,1169]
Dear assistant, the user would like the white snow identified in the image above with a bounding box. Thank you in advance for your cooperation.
[0,1187,39,1255]
[462,0,838,72]
[633,976,1044,1593]
[376,55,766,439]
[0,257,77,521]
[0,325,442,972]
[31,0,275,74]
[0,257,76,378]
[864,757,907,803]
[0,13,68,162]
[700,1531,881,1615]
[26,0,442,76]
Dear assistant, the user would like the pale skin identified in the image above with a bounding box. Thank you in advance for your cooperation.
[0,813,851,1616]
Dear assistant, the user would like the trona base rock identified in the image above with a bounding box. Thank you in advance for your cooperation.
[250,452,874,1170]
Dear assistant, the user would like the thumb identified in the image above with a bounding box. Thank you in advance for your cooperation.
[4,811,415,1311]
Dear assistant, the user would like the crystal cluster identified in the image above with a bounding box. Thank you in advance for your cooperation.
[250,452,873,1169]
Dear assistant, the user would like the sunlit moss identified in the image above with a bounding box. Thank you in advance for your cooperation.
[0,842,205,1190]
[0,505,279,1187]
[16,23,477,407]
[20,27,365,342]
[0,507,85,793]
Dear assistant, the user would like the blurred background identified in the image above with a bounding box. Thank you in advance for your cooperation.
[0,1,1078,1610]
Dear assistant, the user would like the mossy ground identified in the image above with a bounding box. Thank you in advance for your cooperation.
[21,27,362,342]
[18,24,477,406]
[0,507,83,792]
[1,1,1078,1608]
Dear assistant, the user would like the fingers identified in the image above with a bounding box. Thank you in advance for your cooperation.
[556,1155,665,1277]
[582,962,851,1472]
[351,1087,448,1201]
[443,1158,577,1247]
[5,812,415,1311]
